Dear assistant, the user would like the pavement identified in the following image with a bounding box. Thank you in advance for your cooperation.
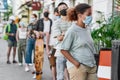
[0,39,52,80]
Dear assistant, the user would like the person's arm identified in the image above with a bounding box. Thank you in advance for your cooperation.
[52,20,63,41]
[16,29,19,42]
[46,32,51,57]
[60,30,80,68]
[61,50,80,68]
[5,25,14,36]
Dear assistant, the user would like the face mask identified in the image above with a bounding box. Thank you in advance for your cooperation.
[60,9,67,16]
[30,18,36,23]
[19,22,25,28]
[54,16,60,20]
[83,16,92,25]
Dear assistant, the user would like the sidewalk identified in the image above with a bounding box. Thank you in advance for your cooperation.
[0,39,52,80]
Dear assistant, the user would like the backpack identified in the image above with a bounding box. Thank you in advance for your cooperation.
[3,24,18,40]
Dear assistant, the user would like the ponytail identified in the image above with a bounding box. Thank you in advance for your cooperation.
[67,8,77,21]
[67,3,91,22]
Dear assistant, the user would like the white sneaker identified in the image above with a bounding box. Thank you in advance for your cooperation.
[29,64,33,66]
[25,66,30,72]
[33,74,36,79]
[18,63,22,66]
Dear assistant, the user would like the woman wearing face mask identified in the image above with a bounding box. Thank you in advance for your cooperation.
[52,2,71,80]
[61,4,98,80]
[16,21,27,66]
[25,14,37,72]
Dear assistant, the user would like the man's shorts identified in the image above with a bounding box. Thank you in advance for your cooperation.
[7,40,17,47]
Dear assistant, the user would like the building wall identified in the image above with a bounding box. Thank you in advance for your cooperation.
[12,0,26,16]
[92,0,113,29]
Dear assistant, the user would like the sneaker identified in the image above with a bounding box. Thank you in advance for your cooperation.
[33,74,36,79]
[13,60,17,64]
[25,66,30,72]
[7,61,11,64]
[29,64,33,66]
[18,63,23,66]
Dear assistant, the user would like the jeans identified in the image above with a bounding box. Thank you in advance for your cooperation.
[25,38,35,64]
[56,56,67,80]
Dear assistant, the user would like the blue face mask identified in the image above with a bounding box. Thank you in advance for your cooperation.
[83,16,92,25]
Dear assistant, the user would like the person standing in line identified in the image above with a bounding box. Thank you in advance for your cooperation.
[48,7,60,80]
[6,16,18,64]
[16,21,27,66]
[33,11,53,79]
[25,14,38,72]
[61,3,98,80]
[52,2,70,80]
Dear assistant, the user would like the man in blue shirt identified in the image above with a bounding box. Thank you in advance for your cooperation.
[6,16,18,64]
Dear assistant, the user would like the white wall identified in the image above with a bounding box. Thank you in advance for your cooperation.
[92,0,113,29]
[75,0,88,5]
[12,0,26,16]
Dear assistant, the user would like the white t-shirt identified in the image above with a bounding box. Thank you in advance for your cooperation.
[18,28,27,39]
[43,20,50,44]
[44,20,50,33]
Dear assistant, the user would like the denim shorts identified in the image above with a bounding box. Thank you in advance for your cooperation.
[7,40,17,47]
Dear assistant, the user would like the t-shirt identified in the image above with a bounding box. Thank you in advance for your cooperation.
[6,23,17,42]
[43,20,50,33]
[61,23,96,69]
[43,20,51,44]
[18,28,27,39]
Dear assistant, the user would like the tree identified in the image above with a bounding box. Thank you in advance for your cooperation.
[3,5,12,21]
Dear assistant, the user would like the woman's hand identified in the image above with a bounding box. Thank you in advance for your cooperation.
[61,50,81,69]
[74,61,81,69]
[57,35,64,41]
[7,33,14,36]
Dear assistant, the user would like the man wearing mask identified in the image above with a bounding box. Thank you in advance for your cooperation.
[48,7,60,80]
[52,2,71,80]
[6,16,18,64]
[33,11,53,79]
[25,14,37,72]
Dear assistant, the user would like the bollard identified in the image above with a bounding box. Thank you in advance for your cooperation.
[112,40,120,80]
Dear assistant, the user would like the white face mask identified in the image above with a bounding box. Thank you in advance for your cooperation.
[30,18,36,23]
[54,16,60,20]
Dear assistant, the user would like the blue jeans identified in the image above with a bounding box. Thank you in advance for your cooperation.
[56,56,67,80]
[25,38,35,64]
